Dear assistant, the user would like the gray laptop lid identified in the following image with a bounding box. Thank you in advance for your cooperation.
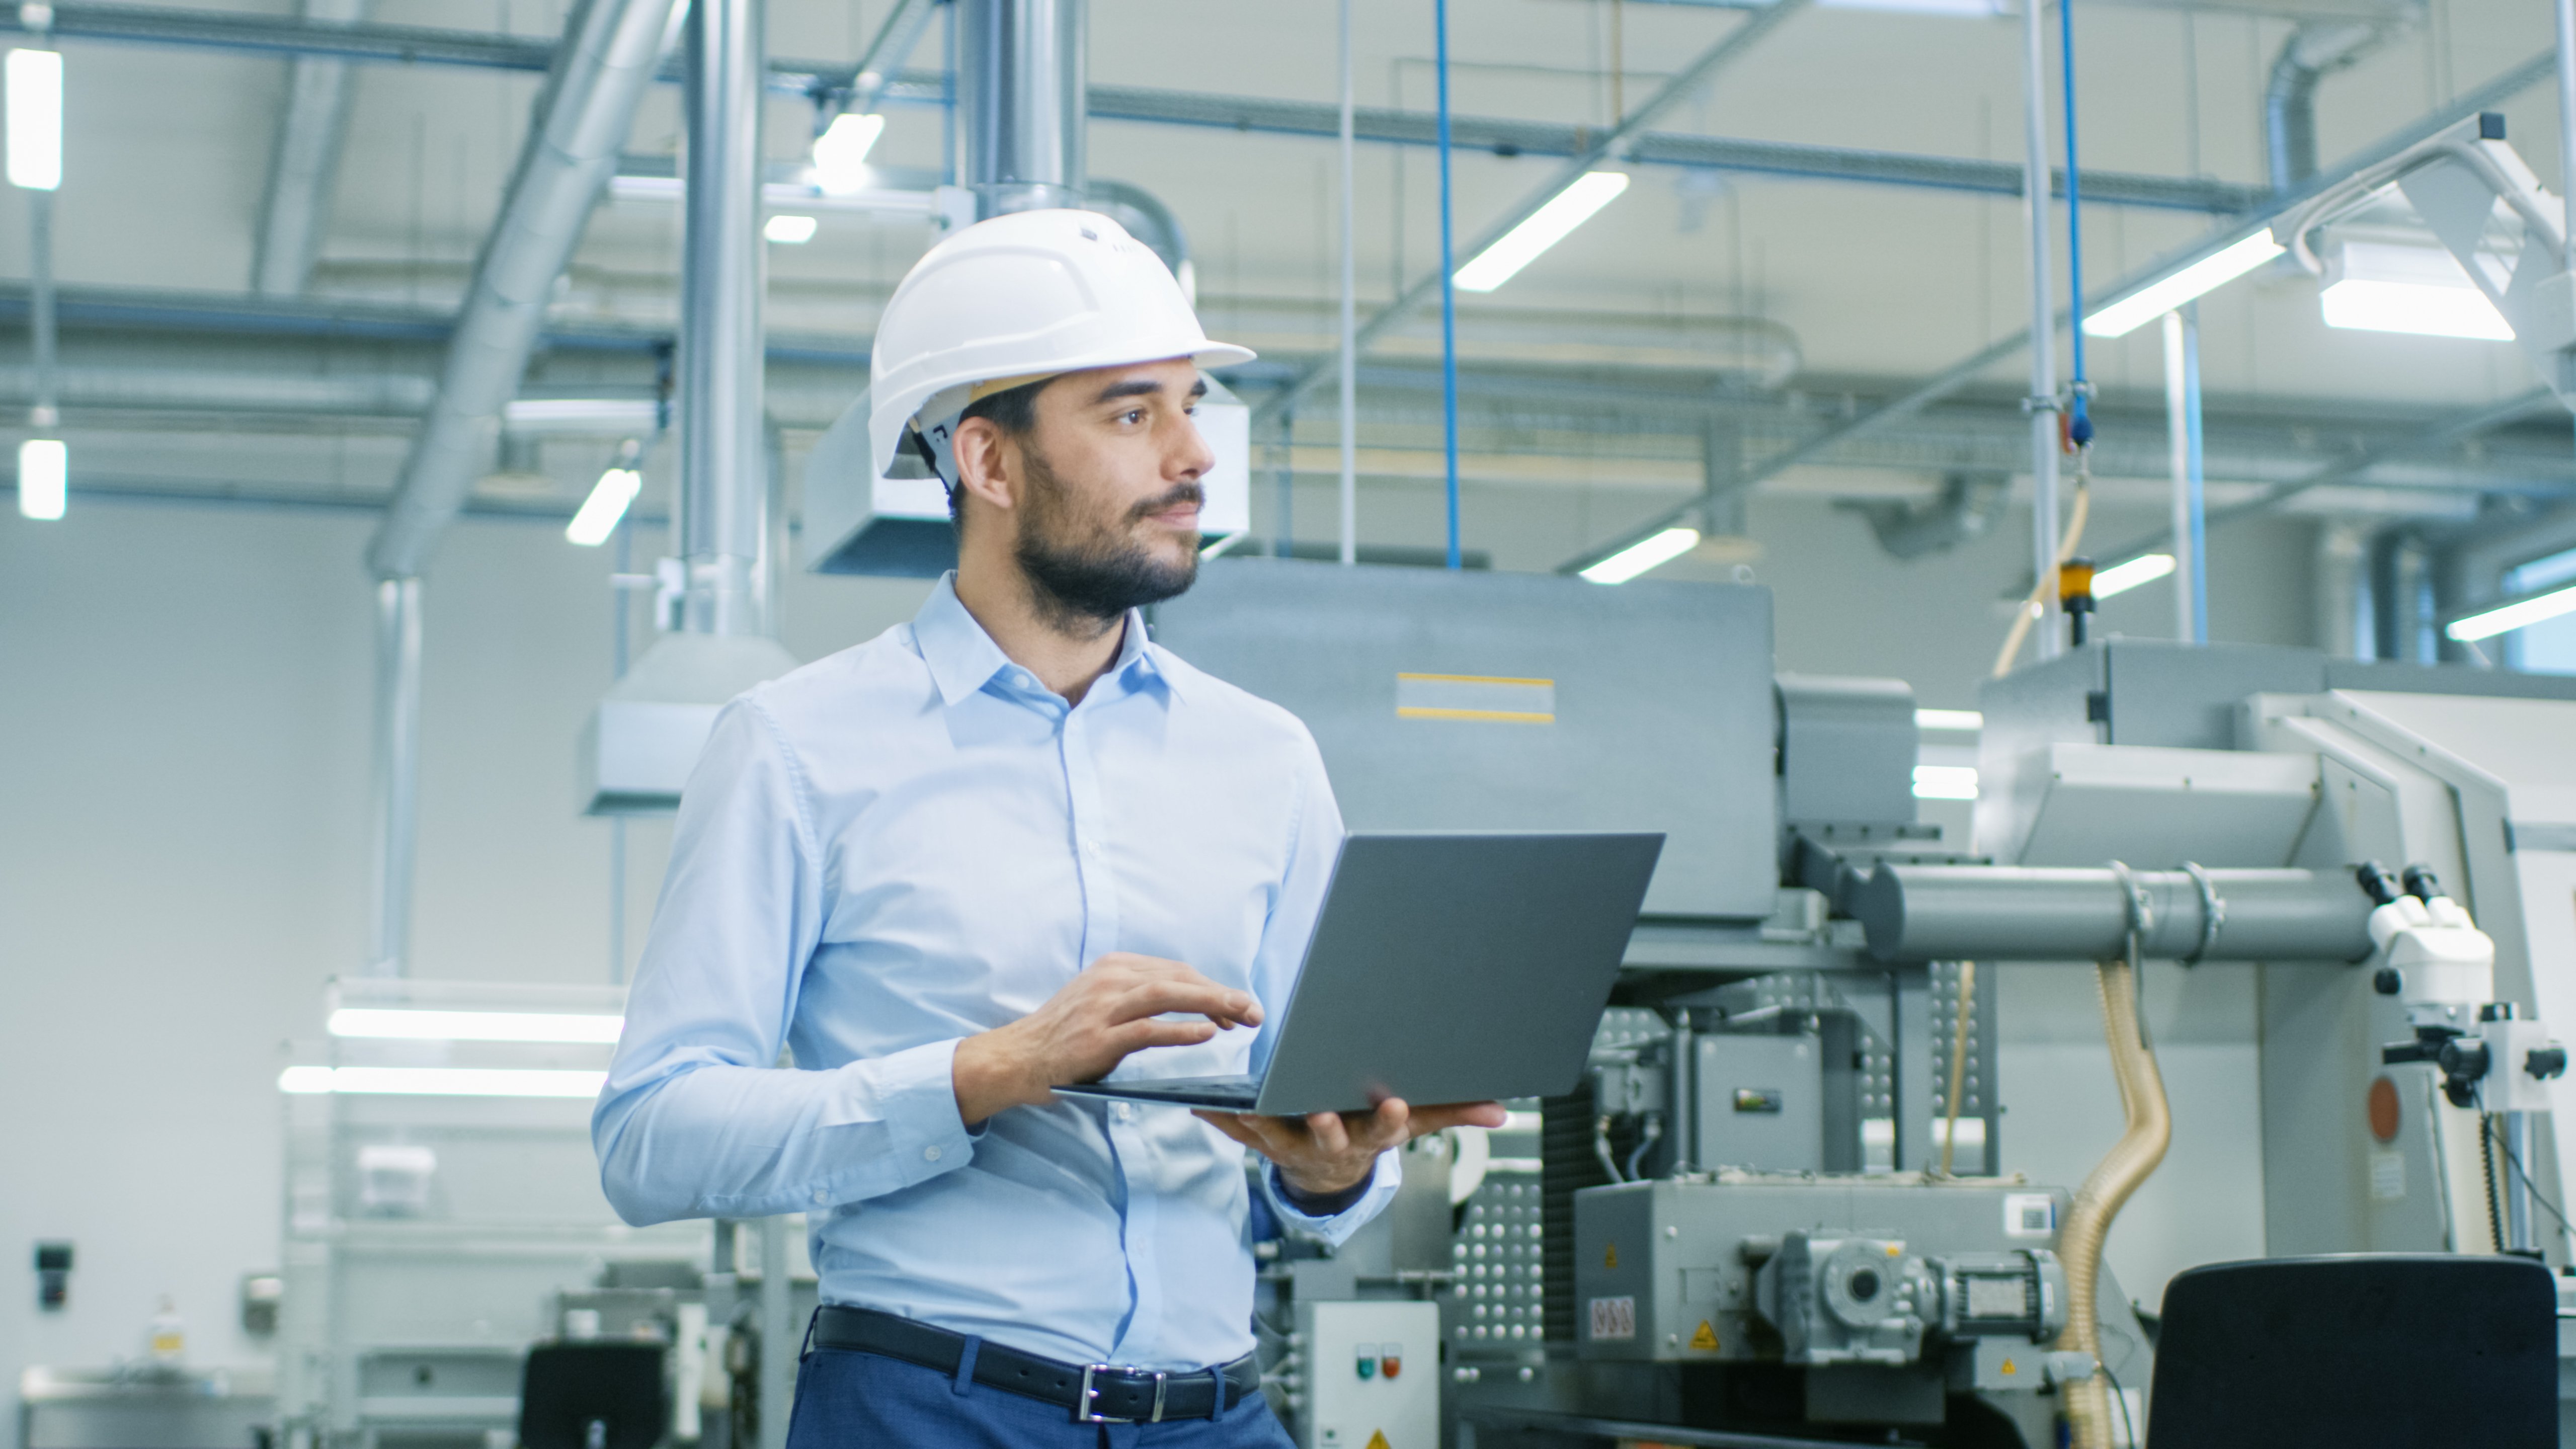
[1250,831,1663,1116]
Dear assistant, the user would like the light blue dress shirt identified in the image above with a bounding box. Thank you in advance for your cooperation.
[594,575,1398,1372]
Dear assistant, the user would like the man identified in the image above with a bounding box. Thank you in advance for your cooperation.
[594,209,1502,1448]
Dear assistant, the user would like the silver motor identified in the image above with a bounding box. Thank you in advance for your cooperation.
[1755,1232,2066,1366]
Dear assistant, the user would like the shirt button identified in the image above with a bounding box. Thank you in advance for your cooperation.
[1085,840,1101,855]
[812,1189,826,1203]
[924,1145,942,1162]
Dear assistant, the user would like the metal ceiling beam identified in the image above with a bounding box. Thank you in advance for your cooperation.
[1256,0,1816,427]
[250,0,372,296]
[1553,45,2566,573]
[1086,87,2265,213]
[2,6,2258,213]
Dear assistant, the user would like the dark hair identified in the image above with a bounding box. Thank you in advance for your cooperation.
[948,377,1050,526]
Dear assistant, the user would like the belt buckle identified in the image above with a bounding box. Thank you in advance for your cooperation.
[1077,1364,1169,1424]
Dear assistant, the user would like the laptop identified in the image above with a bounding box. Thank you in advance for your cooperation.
[1054,830,1664,1116]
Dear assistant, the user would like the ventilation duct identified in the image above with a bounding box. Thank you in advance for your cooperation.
[579,0,795,816]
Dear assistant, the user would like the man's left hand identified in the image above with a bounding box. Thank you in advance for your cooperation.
[1193,1099,1509,1198]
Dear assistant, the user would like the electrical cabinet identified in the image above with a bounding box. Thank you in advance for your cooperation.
[1291,1301,1440,1449]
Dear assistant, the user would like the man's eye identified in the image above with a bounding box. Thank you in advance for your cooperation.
[1121,409,1147,424]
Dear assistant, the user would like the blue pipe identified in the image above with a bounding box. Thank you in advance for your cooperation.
[1435,0,1462,570]
[2059,0,2092,447]
[2184,301,2208,642]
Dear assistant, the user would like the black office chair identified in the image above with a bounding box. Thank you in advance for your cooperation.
[519,1342,669,1449]
[2147,1254,2555,1449]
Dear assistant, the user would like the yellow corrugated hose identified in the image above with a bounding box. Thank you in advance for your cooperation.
[2053,957,2170,1449]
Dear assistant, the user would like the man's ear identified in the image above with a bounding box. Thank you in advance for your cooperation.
[950,416,1018,519]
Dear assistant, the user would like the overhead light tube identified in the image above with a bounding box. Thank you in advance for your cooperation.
[566,465,643,546]
[811,111,886,193]
[1579,525,1700,584]
[6,47,61,192]
[326,1007,626,1043]
[1454,170,1631,293]
[2083,231,2283,339]
[763,214,818,244]
[278,1066,609,1098]
[2091,552,2177,598]
[2446,583,2576,641]
[17,437,63,519]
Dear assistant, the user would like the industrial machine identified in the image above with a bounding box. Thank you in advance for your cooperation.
[1150,559,2576,1448]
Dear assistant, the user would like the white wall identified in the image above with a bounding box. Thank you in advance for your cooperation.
[1,484,2317,1387]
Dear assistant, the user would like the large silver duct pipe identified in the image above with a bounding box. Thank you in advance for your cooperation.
[359,0,676,974]
[365,0,679,581]
[676,0,768,636]
[2265,21,2394,192]
[1854,864,2376,964]
[956,0,1086,218]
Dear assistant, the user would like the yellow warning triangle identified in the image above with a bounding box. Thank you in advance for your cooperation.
[1604,1243,1619,1269]
[1689,1320,1721,1351]
[1365,1433,1391,1449]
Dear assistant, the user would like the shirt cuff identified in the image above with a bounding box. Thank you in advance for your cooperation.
[818,1037,977,1199]
[1263,1150,1400,1245]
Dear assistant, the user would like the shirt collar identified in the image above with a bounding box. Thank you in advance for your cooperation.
[912,573,1183,707]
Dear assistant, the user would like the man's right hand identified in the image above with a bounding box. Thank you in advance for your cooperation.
[950,953,1262,1126]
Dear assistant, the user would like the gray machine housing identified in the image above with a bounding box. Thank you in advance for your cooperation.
[1146,559,1778,920]
[1571,1178,2114,1432]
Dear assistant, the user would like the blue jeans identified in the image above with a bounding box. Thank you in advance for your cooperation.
[784,1342,1298,1449]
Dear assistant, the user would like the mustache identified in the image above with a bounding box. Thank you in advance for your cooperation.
[1128,482,1205,521]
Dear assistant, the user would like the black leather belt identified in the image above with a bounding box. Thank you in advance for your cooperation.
[809,1304,1260,1423]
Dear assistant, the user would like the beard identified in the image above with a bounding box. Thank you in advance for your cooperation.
[1012,443,1201,630]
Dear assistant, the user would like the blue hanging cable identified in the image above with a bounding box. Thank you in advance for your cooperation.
[1435,0,1462,570]
[2057,0,2092,448]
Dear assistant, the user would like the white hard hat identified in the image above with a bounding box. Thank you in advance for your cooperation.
[867,208,1255,482]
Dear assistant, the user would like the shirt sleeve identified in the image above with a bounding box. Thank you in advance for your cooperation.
[1242,726,1399,1246]
[592,695,977,1226]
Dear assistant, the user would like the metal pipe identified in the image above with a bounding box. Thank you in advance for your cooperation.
[28,192,56,429]
[675,0,766,637]
[252,0,372,297]
[826,0,939,123]
[365,0,680,581]
[1435,0,1459,570]
[1854,864,2376,964]
[2019,0,2062,662]
[955,0,1085,218]
[2558,0,2576,273]
[1336,0,1356,567]
[757,1216,793,1449]
[2183,302,2208,642]
[366,575,422,977]
[2503,1110,2537,1252]
[2161,309,2193,642]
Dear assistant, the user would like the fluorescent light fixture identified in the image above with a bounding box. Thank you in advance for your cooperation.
[764,213,819,245]
[7,48,61,191]
[2446,583,2576,642]
[503,397,660,428]
[2091,552,2176,599]
[565,467,642,546]
[1454,171,1631,293]
[278,1065,608,1098]
[811,112,887,194]
[17,437,64,519]
[1579,525,1700,584]
[1913,764,1980,799]
[2083,231,2283,339]
[2320,241,2510,340]
[326,1007,625,1044]
[1914,708,1984,732]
